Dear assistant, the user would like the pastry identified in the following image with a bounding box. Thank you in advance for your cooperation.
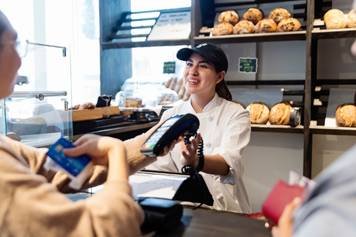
[218,10,239,25]
[255,19,277,33]
[277,18,302,32]
[242,8,263,25]
[335,104,356,127]
[323,9,347,29]
[246,102,270,124]
[212,22,234,36]
[269,8,292,24]
[269,102,292,125]
[347,9,356,28]
[233,20,255,34]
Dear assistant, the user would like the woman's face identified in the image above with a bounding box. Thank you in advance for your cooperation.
[0,28,21,99]
[183,53,224,98]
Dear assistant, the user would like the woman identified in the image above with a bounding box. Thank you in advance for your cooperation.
[0,10,161,236]
[148,43,251,213]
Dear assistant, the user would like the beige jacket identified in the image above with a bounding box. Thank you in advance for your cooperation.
[0,135,145,237]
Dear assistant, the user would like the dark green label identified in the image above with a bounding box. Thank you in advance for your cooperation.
[163,61,176,74]
[239,57,257,73]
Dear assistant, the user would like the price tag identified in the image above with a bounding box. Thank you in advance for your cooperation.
[238,57,258,73]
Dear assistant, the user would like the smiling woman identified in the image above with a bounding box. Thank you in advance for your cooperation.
[147,43,252,213]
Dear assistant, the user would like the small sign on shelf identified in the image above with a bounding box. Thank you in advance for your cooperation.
[163,61,176,74]
[238,57,258,73]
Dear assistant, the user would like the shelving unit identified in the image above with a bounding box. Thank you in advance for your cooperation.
[99,0,356,178]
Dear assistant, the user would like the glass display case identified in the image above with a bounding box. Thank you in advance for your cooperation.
[0,40,72,147]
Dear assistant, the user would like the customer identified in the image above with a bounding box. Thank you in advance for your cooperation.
[148,43,251,213]
[272,145,356,237]
[0,10,163,237]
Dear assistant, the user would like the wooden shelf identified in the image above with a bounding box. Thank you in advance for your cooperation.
[226,80,305,86]
[310,125,356,136]
[251,124,304,133]
[101,39,190,49]
[315,79,356,85]
[194,31,306,44]
[312,28,356,39]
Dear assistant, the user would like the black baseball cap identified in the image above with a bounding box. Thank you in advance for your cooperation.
[176,43,228,72]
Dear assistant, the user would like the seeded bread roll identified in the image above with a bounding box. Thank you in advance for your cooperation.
[335,104,356,127]
[324,9,347,29]
[269,8,292,24]
[218,10,239,26]
[347,9,356,28]
[243,8,264,25]
[212,22,234,36]
[255,19,277,33]
[269,102,292,125]
[233,20,255,34]
[277,18,302,32]
[246,102,270,124]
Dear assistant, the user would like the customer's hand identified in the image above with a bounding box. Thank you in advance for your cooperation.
[63,134,125,166]
[272,197,302,237]
[180,133,202,167]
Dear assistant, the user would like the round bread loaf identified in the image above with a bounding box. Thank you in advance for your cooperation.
[233,20,255,34]
[242,8,263,25]
[255,19,277,33]
[335,104,356,127]
[212,22,234,36]
[218,10,239,25]
[269,102,292,125]
[277,18,302,32]
[246,102,270,124]
[347,9,356,28]
[269,8,291,24]
[324,9,347,29]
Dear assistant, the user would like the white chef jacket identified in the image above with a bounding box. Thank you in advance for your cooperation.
[147,94,251,213]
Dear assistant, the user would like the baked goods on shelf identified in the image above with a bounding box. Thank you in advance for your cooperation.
[218,10,239,26]
[347,9,356,28]
[233,20,255,34]
[72,102,96,110]
[246,102,270,124]
[323,9,347,29]
[269,8,291,24]
[277,18,302,32]
[255,19,277,33]
[242,8,263,25]
[212,22,234,36]
[335,104,356,127]
[269,102,292,125]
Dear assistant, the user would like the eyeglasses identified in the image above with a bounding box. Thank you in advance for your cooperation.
[0,39,28,58]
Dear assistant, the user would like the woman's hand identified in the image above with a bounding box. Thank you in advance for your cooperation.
[63,134,125,166]
[272,197,302,237]
[180,133,202,167]
[64,134,128,181]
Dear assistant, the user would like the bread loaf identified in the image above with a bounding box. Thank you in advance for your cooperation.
[243,8,263,25]
[269,8,292,24]
[324,9,347,29]
[218,10,239,25]
[335,104,356,127]
[212,22,234,36]
[233,20,255,34]
[269,102,292,125]
[255,19,277,33]
[277,18,302,32]
[246,102,270,124]
[347,9,356,28]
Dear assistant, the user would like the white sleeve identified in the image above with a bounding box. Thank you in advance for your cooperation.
[211,109,251,184]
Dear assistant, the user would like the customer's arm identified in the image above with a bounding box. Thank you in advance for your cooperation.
[0,135,143,237]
